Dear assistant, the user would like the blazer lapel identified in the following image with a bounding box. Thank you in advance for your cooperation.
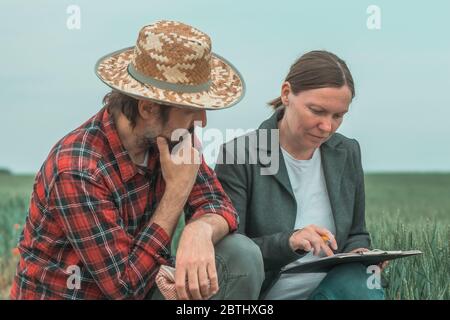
[272,150,295,201]
[256,109,296,229]
[320,137,347,248]
[257,108,295,201]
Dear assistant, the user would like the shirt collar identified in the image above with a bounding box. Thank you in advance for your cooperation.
[101,108,159,182]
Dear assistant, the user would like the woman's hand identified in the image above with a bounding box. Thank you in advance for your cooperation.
[349,247,389,271]
[349,247,369,254]
[289,225,338,256]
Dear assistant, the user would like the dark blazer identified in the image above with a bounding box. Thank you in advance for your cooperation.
[215,107,371,295]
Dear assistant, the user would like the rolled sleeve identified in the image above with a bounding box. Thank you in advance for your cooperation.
[185,158,239,233]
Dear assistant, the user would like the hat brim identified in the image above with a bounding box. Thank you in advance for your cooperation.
[95,47,245,110]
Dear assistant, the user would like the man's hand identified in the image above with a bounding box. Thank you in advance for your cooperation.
[157,136,200,197]
[174,220,219,300]
[150,136,201,238]
[289,224,338,256]
[349,247,389,271]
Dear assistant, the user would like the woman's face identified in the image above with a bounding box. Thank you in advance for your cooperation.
[281,83,352,151]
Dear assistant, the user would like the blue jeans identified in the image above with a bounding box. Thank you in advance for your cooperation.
[308,263,385,300]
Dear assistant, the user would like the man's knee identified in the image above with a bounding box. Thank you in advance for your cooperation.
[214,233,264,299]
[215,233,263,275]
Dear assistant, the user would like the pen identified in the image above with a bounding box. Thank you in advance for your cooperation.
[321,235,332,247]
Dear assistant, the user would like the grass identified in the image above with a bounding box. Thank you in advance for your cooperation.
[0,172,448,299]
[0,172,34,299]
[364,173,450,299]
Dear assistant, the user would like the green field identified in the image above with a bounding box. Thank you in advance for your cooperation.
[0,172,448,299]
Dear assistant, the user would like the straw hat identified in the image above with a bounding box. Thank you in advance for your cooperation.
[95,20,245,110]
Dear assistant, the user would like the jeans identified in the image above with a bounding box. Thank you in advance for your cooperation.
[147,233,264,300]
[308,262,385,300]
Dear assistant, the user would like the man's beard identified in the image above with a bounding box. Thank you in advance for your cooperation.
[139,126,195,153]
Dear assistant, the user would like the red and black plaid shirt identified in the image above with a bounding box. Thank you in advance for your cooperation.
[10,107,238,300]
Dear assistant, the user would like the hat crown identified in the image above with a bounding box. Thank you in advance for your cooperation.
[131,20,212,86]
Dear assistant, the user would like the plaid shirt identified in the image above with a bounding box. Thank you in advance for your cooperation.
[10,107,238,300]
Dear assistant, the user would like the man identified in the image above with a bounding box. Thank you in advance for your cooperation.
[10,20,263,300]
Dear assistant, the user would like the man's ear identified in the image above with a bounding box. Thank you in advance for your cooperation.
[138,100,158,120]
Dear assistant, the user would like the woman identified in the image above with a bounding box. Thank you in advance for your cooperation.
[215,50,386,300]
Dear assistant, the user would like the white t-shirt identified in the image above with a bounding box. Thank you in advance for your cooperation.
[139,150,149,167]
[264,147,336,300]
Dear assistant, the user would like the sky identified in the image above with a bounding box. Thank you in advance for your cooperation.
[1,0,449,174]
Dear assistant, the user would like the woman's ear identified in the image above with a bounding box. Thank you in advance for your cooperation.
[281,81,292,106]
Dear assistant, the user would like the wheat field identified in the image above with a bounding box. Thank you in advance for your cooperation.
[0,172,448,299]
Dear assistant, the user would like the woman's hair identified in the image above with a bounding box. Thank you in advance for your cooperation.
[268,50,355,109]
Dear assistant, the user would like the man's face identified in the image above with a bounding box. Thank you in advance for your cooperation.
[141,102,207,150]
[160,105,207,148]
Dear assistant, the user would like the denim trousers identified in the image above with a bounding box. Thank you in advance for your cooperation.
[147,233,265,300]
[308,262,385,300]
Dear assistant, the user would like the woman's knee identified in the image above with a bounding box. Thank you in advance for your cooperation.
[310,263,385,300]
